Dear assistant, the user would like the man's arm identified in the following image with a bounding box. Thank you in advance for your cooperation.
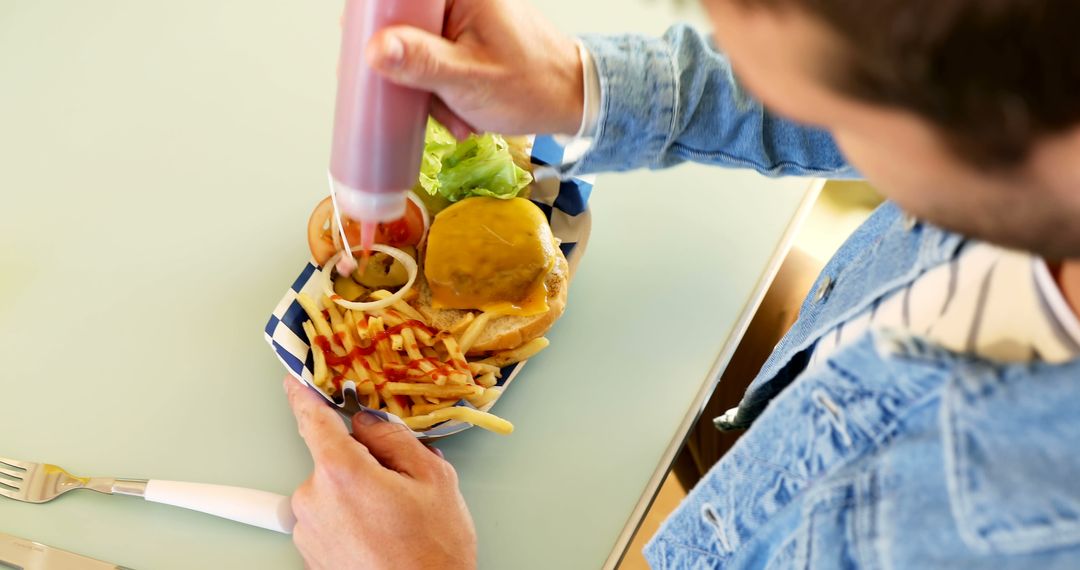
[570,25,857,178]
[365,4,854,179]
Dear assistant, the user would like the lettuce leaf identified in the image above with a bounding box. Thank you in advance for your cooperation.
[418,118,533,203]
[418,118,457,196]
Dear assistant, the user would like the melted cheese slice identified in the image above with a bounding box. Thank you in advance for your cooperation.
[424,197,556,317]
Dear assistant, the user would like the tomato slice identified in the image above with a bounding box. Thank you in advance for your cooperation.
[376,200,425,247]
[307,197,337,266]
[306,196,425,266]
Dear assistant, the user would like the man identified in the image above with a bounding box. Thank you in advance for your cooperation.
[283,0,1080,567]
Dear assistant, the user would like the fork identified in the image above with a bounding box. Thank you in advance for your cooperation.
[341,381,365,417]
[0,456,296,533]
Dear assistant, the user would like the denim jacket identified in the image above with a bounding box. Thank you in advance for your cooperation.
[577,26,1080,569]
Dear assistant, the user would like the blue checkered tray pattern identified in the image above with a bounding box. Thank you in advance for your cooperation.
[264,136,593,439]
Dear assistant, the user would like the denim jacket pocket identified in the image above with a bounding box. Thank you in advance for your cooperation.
[941,358,1080,555]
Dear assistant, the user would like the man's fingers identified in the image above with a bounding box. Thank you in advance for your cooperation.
[351,412,447,480]
[291,522,325,570]
[431,98,477,140]
[284,376,369,466]
[366,26,472,92]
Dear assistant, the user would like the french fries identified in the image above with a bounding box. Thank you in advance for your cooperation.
[458,312,493,354]
[404,407,514,436]
[476,337,551,368]
[296,290,551,435]
[383,382,482,399]
[467,387,502,408]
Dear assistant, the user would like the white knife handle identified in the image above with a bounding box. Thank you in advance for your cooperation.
[144,480,296,534]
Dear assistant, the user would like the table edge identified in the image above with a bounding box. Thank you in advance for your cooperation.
[603,177,827,569]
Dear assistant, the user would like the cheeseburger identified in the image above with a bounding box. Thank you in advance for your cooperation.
[418,197,569,354]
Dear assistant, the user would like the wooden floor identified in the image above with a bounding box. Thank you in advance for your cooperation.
[615,181,881,569]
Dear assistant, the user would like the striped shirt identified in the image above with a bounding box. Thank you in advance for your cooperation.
[811,242,1080,365]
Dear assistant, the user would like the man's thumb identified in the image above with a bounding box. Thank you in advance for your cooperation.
[366,26,469,91]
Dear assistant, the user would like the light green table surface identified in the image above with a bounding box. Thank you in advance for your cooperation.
[0,1,819,568]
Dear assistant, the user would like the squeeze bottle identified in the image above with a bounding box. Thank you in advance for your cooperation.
[330,0,446,250]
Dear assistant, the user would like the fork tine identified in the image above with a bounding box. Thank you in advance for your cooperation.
[0,465,24,481]
[0,485,19,499]
[0,457,29,471]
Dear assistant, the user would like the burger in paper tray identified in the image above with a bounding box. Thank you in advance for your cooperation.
[265,120,593,439]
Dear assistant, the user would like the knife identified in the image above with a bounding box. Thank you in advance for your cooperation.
[0,533,130,570]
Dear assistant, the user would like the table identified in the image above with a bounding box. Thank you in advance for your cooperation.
[0,1,820,568]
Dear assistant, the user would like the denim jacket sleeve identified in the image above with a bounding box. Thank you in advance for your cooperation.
[569,24,859,178]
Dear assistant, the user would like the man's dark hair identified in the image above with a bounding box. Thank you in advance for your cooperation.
[739,0,1080,166]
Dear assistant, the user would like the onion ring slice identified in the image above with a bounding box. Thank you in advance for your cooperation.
[406,191,431,250]
[321,244,419,312]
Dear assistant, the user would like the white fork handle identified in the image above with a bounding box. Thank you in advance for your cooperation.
[144,480,296,534]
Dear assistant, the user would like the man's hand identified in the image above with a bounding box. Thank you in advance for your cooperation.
[365,0,584,139]
[285,377,478,570]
